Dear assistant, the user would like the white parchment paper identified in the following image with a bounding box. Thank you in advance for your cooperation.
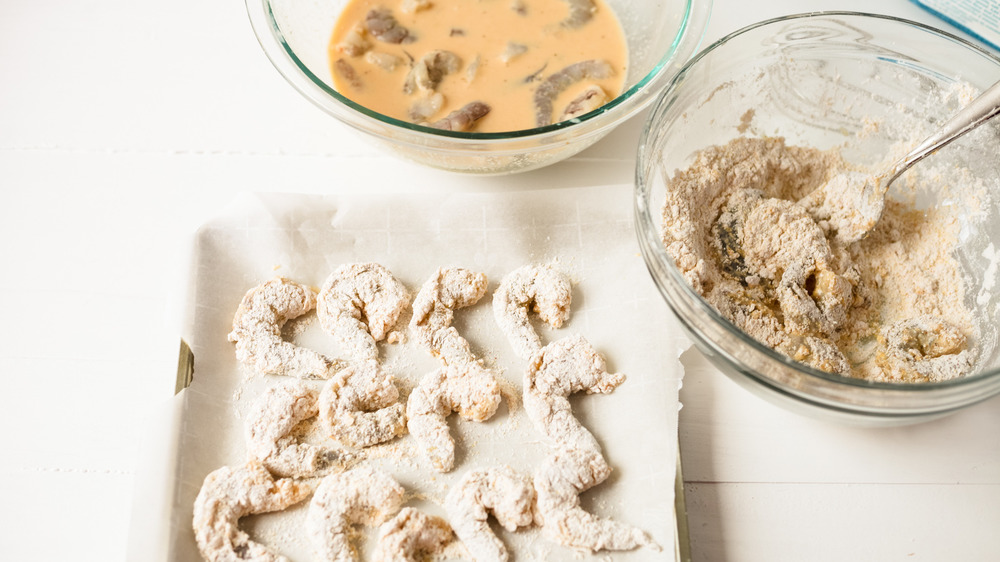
[163,186,685,561]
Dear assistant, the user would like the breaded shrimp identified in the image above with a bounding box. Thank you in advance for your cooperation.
[410,266,489,365]
[318,362,407,449]
[407,362,501,472]
[192,461,311,562]
[317,263,409,364]
[306,465,406,562]
[228,277,344,380]
[493,264,572,360]
[245,380,346,478]
[533,448,655,552]
[522,335,624,453]
[371,507,454,562]
[445,466,535,562]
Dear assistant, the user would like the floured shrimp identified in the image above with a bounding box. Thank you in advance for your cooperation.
[319,362,407,449]
[228,277,344,380]
[245,380,347,478]
[410,267,489,365]
[534,60,614,126]
[193,461,311,562]
[876,315,974,382]
[306,465,406,562]
[493,264,572,360]
[317,263,409,364]
[445,466,535,562]
[523,334,623,453]
[371,507,454,562]
[407,362,501,472]
[533,448,655,552]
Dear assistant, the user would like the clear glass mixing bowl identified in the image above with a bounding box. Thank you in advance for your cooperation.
[246,0,711,174]
[635,12,1000,425]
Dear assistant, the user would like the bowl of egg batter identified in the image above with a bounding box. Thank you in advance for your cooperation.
[635,12,1000,425]
[246,0,710,174]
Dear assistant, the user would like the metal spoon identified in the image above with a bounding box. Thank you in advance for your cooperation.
[834,79,1000,244]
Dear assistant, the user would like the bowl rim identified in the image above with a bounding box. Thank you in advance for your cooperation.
[635,10,1000,393]
[245,0,712,142]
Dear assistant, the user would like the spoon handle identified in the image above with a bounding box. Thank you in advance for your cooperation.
[887,79,1000,185]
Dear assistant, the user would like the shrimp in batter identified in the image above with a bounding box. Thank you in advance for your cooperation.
[365,8,414,44]
[560,0,597,28]
[371,507,454,562]
[228,277,344,380]
[445,466,535,562]
[317,262,409,364]
[318,362,407,449]
[493,264,572,360]
[407,362,501,472]
[533,448,655,552]
[306,465,406,562]
[410,267,489,365]
[192,461,311,562]
[430,101,491,131]
[533,60,614,126]
[245,380,347,478]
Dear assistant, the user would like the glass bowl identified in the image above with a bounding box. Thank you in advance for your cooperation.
[635,12,1000,426]
[246,0,710,174]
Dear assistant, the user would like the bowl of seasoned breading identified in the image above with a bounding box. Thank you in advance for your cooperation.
[635,12,1000,425]
[245,0,710,174]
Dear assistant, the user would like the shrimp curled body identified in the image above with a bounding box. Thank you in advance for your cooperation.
[372,507,454,562]
[192,461,311,562]
[407,362,501,472]
[306,466,406,562]
[317,263,409,364]
[228,278,343,380]
[445,466,536,562]
[319,363,407,449]
[245,380,345,477]
[493,264,572,360]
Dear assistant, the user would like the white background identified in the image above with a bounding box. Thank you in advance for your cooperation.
[1,0,998,560]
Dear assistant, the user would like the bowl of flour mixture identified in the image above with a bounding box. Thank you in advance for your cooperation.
[635,12,1000,425]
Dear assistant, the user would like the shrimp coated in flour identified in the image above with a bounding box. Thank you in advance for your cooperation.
[493,264,572,360]
[319,362,407,449]
[317,263,409,364]
[371,507,454,562]
[306,465,406,562]
[523,334,623,453]
[407,362,502,472]
[410,267,489,365]
[533,448,655,552]
[228,277,344,380]
[533,60,613,126]
[445,466,535,562]
[192,461,311,562]
[245,380,346,478]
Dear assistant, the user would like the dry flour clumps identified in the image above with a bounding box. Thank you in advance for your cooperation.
[661,136,976,382]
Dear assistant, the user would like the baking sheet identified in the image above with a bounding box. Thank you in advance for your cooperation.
[160,187,686,561]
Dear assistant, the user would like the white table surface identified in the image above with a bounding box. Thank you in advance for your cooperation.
[2,0,998,560]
